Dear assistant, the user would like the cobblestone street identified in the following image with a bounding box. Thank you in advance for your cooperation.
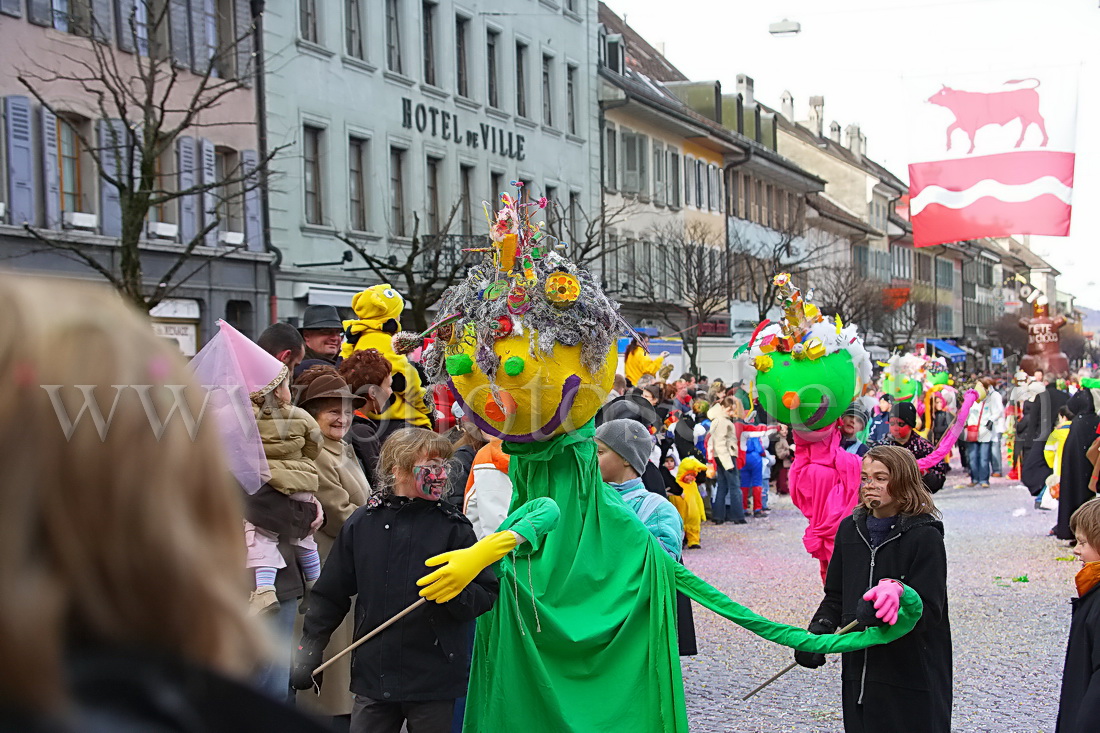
[681,468,1076,732]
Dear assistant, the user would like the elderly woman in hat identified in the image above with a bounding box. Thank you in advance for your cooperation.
[293,365,372,723]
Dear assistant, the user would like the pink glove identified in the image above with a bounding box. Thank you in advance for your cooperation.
[862,579,904,626]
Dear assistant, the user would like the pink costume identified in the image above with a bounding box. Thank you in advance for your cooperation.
[788,424,862,582]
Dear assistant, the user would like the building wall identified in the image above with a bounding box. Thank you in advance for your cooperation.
[0,1,267,341]
[777,132,866,220]
[266,0,601,320]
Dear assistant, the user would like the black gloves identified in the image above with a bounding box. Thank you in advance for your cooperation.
[290,637,326,691]
[856,593,888,628]
[923,471,946,494]
[794,618,837,670]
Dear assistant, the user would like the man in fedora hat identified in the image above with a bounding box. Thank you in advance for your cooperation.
[296,305,344,377]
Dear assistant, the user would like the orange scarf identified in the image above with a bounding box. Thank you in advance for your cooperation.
[1076,561,1100,598]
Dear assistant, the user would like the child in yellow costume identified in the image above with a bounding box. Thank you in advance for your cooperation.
[669,456,708,549]
[340,284,431,427]
[624,339,670,386]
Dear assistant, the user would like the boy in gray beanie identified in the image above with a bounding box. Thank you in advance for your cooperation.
[595,419,684,560]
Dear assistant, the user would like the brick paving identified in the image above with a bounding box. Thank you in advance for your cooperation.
[680,468,1076,732]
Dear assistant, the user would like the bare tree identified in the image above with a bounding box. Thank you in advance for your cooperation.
[15,3,283,312]
[729,217,840,323]
[627,220,732,373]
[543,196,640,273]
[813,264,894,330]
[337,202,470,333]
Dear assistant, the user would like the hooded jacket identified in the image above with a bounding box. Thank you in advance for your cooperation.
[253,402,323,495]
[811,507,951,733]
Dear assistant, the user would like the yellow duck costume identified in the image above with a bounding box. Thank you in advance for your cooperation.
[624,342,664,386]
[340,284,431,427]
[669,456,708,549]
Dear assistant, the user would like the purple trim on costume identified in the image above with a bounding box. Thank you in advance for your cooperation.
[447,374,583,442]
[805,396,831,430]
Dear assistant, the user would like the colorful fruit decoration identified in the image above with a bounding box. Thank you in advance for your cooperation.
[741,273,872,431]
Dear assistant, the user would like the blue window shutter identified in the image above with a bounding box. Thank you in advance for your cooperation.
[40,107,61,229]
[169,0,192,67]
[91,0,114,42]
[4,96,37,226]
[98,119,123,237]
[198,138,217,246]
[190,0,209,74]
[241,149,262,251]
[177,136,197,244]
[234,0,253,86]
[27,0,51,25]
[115,0,136,53]
[0,0,22,18]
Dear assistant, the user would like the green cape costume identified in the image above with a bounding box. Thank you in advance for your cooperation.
[463,422,922,732]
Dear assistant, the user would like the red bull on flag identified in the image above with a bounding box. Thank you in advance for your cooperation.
[907,70,1078,247]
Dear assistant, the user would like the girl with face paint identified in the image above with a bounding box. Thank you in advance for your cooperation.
[292,428,499,732]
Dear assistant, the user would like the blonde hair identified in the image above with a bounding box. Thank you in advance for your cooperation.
[0,275,265,711]
[1071,500,1100,548]
[862,446,941,518]
[376,427,454,496]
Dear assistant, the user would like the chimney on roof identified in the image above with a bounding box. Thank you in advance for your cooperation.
[807,96,824,137]
[829,121,841,143]
[781,90,793,121]
[845,123,866,157]
[736,74,755,107]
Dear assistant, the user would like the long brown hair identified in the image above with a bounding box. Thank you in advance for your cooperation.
[0,276,265,711]
[862,445,941,518]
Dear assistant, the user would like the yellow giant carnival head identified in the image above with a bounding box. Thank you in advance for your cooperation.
[421,186,627,442]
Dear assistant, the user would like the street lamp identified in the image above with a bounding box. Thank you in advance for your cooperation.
[768,18,801,36]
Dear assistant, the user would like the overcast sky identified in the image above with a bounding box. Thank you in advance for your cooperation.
[608,0,1100,309]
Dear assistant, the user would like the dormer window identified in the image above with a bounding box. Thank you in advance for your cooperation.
[605,33,624,74]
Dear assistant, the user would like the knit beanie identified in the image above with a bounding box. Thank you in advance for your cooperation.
[595,418,653,477]
[890,401,917,429]
[842,401,870,426]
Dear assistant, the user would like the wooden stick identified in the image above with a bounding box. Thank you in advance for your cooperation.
[312,598,428,678]
[742,620,860,700]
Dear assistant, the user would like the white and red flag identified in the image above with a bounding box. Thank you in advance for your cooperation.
[907,69,1078,247]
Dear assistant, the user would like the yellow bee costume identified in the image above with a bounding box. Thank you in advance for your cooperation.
[669,457,708,549]
[340,284,431,427]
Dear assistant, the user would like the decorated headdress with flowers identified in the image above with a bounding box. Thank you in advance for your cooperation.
[418,183,632,441]
[735,273,872,431]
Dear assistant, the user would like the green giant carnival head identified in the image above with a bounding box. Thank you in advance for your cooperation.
[737,273,872,431]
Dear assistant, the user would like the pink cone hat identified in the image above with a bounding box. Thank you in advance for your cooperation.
[189,320,287,494]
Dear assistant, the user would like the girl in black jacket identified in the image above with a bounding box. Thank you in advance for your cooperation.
[292,428,499,733]
[797,445,952,733]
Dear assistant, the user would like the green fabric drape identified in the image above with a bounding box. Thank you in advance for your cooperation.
[462,422,923,733]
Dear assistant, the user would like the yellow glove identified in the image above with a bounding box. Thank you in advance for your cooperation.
[416,530,518,603]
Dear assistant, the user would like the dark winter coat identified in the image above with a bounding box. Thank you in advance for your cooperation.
[446,444,478,510]
[1055,390,1100,540]
[302,496,498,702]
[1018,384,1071,445]
[1057,578,1100,732]
[347,416,382,484]
[812,508,952,733]
[0,646,329,733]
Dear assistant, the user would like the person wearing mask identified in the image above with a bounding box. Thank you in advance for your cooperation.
[297,305,345,377]
[839,402,871,457]
[874,401,947,494]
